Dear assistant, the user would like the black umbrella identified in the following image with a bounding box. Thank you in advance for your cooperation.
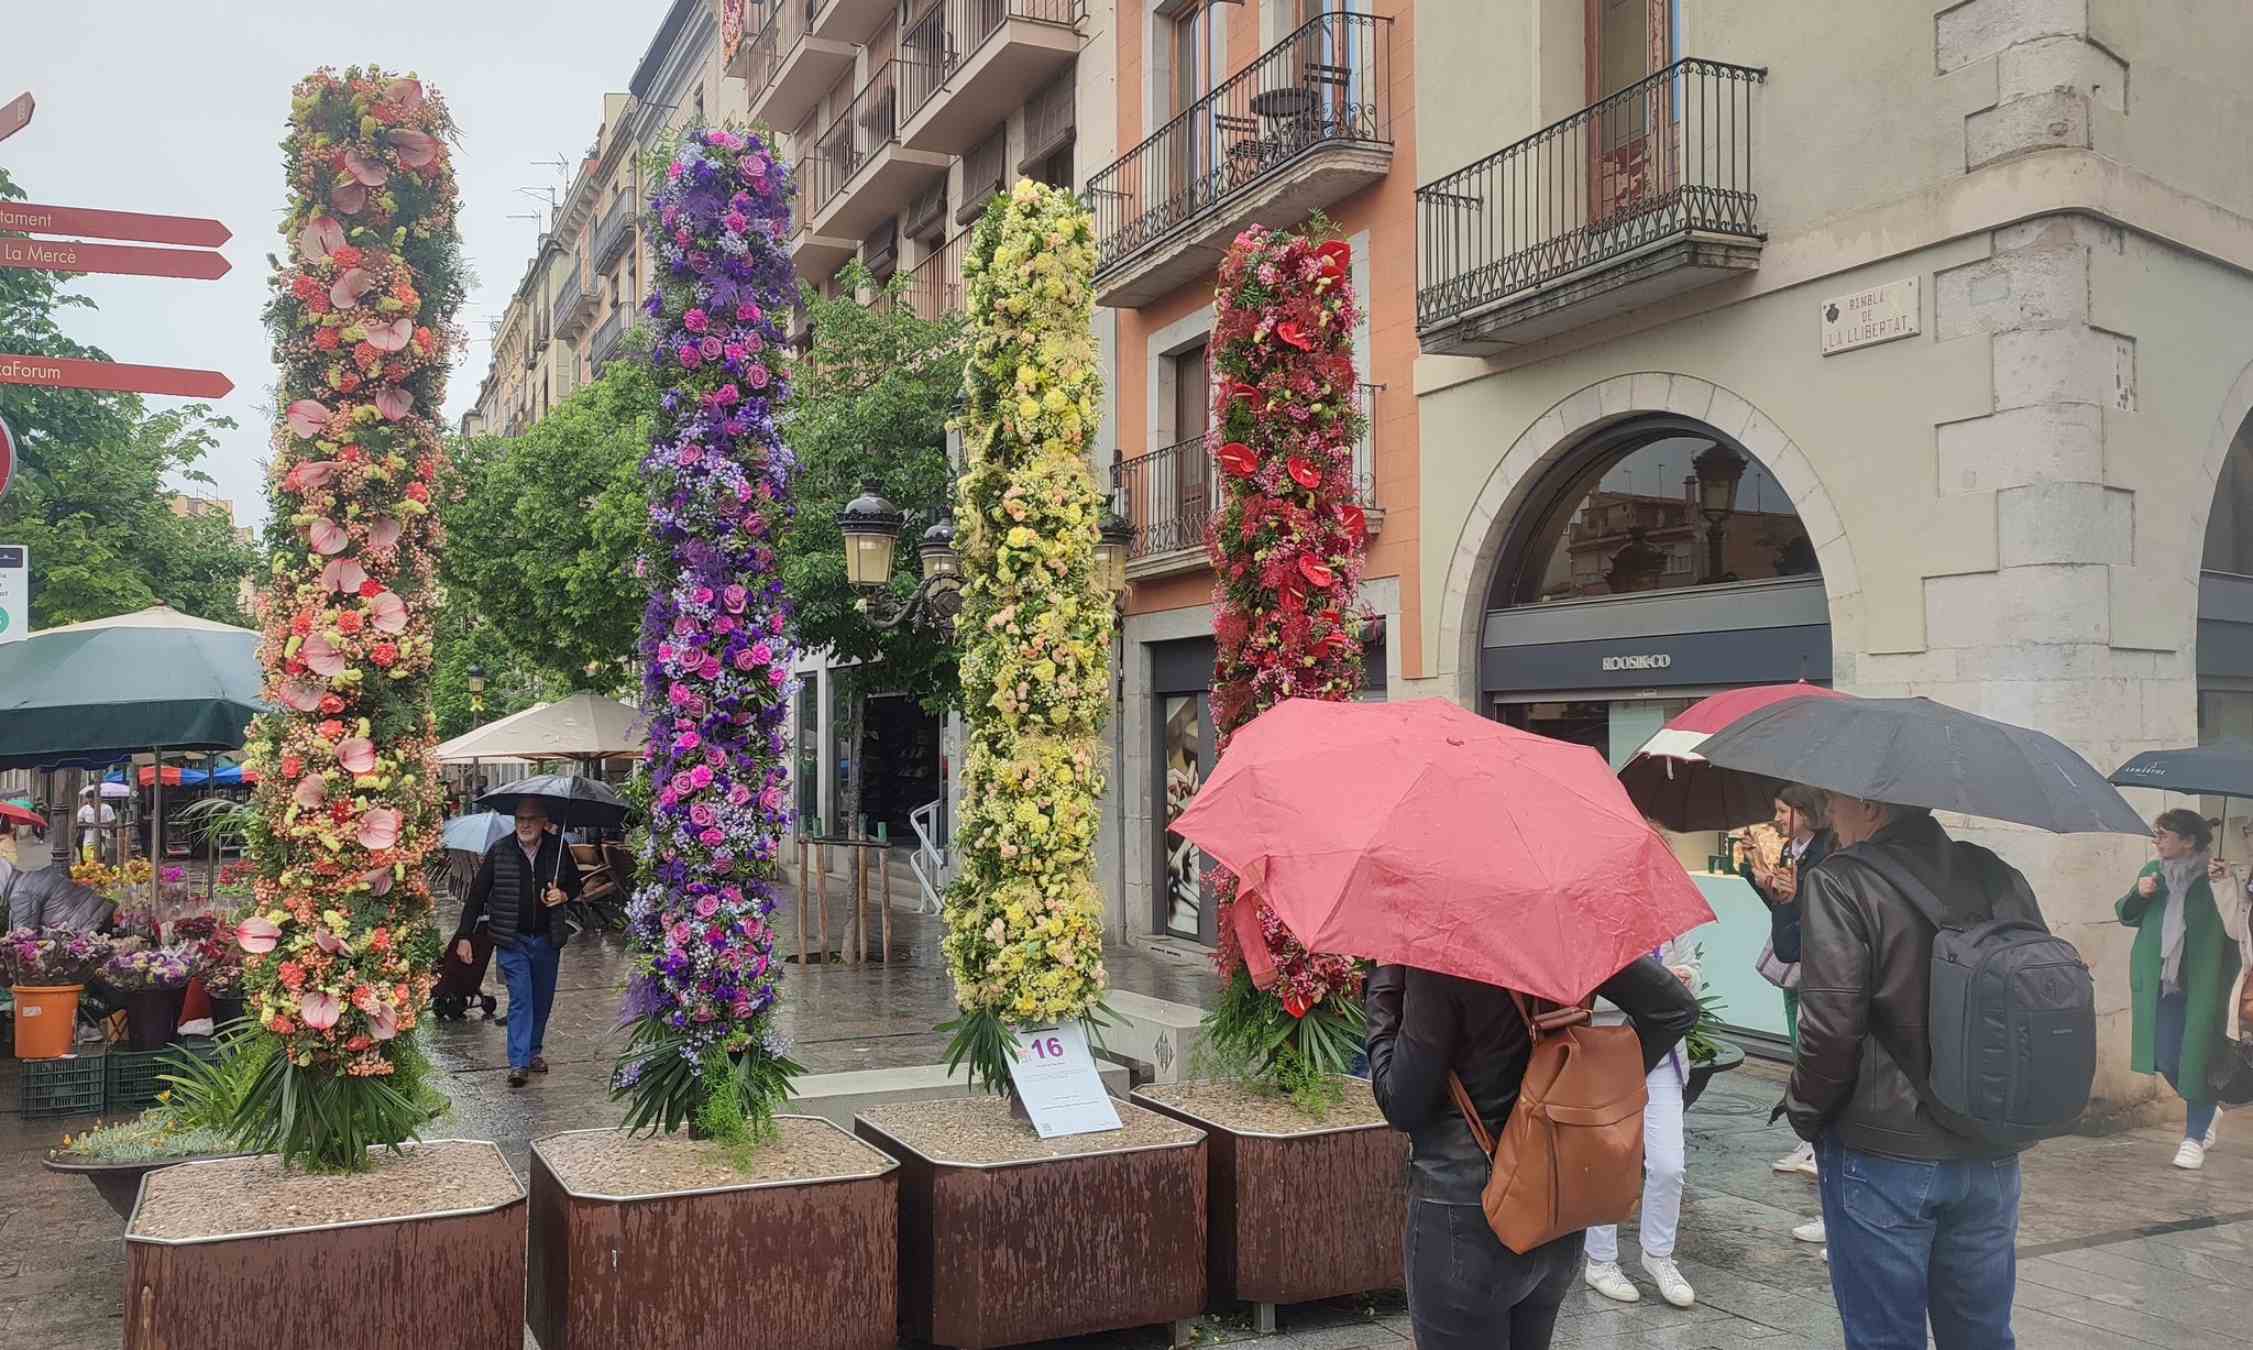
[476,773,631,831]
[2110,740,2253,856]
[1694,695,2147,835]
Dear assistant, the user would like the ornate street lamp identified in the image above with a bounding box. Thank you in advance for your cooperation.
[1095,504,1137,602]
[840,478,963,636]
[466,663,488,714]
[1691,442,1748,583]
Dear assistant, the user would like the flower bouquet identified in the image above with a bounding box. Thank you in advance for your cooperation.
[1,928,113,987]
[104,944,198,1050]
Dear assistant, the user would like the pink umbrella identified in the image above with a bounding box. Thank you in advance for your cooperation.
[1167,698,1715,1006]
[1618,682,1852,831]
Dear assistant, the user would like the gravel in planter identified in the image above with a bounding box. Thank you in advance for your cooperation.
[129,1140,520,1239]
[539,1118,893,1197]
[860,1096,1201,1164]
[1137,1076,1387,1134]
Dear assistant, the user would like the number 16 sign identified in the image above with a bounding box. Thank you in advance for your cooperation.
[1005,1022,1123,1139]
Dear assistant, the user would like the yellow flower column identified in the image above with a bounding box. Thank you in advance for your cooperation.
[941,180,1114,1091]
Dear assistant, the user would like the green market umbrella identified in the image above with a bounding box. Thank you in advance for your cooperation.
[0,605,269,770]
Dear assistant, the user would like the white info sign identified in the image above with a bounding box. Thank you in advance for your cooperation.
[1005,1022,1122,1139]
[0,545,26,645]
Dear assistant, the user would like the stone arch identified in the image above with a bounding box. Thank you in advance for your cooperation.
[2194,355,2253,557]
[1436,372,1861,706]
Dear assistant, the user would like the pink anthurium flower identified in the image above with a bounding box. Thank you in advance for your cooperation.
[312,928,346,955]
[369,1001,399,1041]
[297,215,344,263]
[236,916,281,954]
[307,517,349,555]
[374,386,413,421]
[302,631,347,678]
[331,182,368,217]
[388,77,425,111]
[321,558,369,594]
[367,517,402,551]
[366,317,414,353]
[357,807,402,851]
[366,590,408,634]
[343,148,389,187]
[390,129,440,169]
[285,460,336,493]
[329,268,375,309]
[364,867,394,897]
[292,774,328,810]
[286,399,333,439]
[279,679,325,712]
[299,991,342,1030]
[337,738,377,774]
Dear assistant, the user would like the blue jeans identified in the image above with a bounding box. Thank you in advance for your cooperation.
[1818,1131,2020,1350]
[2154,990,2220,1142]
[495,932,560,1072]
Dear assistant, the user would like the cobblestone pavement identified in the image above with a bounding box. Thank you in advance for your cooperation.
[5,894,2249,1348]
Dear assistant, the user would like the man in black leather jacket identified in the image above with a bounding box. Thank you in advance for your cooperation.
[1367,957,1697,1348]
[1787,798,2042,1350]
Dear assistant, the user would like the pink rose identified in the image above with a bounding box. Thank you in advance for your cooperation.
[750,641,773,664]
[678,445,703,465]
[690,804,717,828]
[690,765,714,789]
[678,345,702,369]
[700,828,726,846]
[675,730,702,751]
[724,585,748,612]
[683,309,709,333]
[694,586,715,604]
[698,336,723,360]
[724,343,747,363]
[699,657,723,680]
[737,302,762,323]
[746,364,770,390]
[728,783,753,806]
[733,648,755,671]
[767,666,788,686]
[696,895,720,918]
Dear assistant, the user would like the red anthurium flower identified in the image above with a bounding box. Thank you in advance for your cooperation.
[1275,321,1314,351]
[1217,441,1259,477]
[1278,582,1308,614]
[1282,988,1312,1018]
[1299,556,1337,589]
[1339,502,1367,542]
[1226,380,1259,406]
[1316,240,1351,275]
[1287,456,1321,490]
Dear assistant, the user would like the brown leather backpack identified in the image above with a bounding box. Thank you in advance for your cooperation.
[1448,993,1649,1254]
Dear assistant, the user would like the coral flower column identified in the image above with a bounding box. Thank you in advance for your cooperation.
[941,181,1115,1090]
[613,130,805,1142]
[237,68,464,1168]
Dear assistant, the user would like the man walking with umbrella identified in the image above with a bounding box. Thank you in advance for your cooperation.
[454,801,582,1087]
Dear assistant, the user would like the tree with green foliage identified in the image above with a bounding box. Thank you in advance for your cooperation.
[0,167,260,629]
[780,263,967,832]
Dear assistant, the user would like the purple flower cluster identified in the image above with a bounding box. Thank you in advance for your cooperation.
[622,129,801,1072]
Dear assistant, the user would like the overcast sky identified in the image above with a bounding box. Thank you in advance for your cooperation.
[2,3,655,528]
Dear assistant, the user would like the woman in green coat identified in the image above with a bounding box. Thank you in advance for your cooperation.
[2118,809,2242,1170]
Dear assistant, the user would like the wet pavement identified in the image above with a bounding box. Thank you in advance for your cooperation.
[6,891,2251,1348]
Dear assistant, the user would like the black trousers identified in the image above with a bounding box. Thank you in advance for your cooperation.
[1405,1199,1584,1349]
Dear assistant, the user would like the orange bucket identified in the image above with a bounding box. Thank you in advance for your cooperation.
[11,984,83,1059]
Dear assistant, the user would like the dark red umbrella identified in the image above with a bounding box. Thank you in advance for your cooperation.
[1618,683,1851,831]
[0,800,43,830]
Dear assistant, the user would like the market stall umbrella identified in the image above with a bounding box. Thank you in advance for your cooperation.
[0,605,267,770]
[1695,695,2147,835]
[1167,698,1715,1006]
[1619,682,1854,831]
[436,692,647,764]
[442,810,514,855]
[475,772,630,831]
[2109,739,2253,853]
[0,801,42,830]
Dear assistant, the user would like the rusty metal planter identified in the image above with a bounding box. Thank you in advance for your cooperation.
[122,1140,525,1350]
[526,1118,899,1350]
[857,1104,1207,1349]
[1134,1085,1408,1308]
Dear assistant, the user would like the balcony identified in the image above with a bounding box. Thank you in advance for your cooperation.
[591,194,635,270]
[1090,12,1392,309]
[889,227,970,322]
[1416,59,1767,356]
[552,264,596,339]
[804,61,949,245]
[737,0,855,133]
[788,152,858,278]
[590,308,629,375]
[897,0,1083,156]
[810,0,892,44]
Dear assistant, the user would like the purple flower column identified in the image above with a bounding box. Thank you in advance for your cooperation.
[614,130,804,1139]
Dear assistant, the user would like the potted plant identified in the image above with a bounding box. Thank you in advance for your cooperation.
[527,129,899,1350]
[101,944,197,1051]
[2,927,112,1059]
[1683,978,1745,1110]
[43,1026,256,1219]
[183,914,246,1029]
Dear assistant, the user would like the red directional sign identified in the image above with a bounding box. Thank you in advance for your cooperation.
[0,93,30,146]
[0,354,232,400]
[0,413,14,501]
[0,237,229,281]
[0,202,230,249]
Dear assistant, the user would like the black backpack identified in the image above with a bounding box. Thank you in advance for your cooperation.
[1833,847,2095,1148]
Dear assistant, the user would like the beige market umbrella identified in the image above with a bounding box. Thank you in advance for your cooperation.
[435,692,647,764]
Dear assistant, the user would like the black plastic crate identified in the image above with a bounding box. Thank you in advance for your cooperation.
[104,1041,221,1112]
[17,1052,106,1118]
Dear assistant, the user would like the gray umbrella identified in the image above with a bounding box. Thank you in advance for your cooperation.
[441,810,514,855]
[475,773,630,831]
[1694,695,2148,835]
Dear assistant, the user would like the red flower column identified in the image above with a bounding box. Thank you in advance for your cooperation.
[1203,226,1372,1088]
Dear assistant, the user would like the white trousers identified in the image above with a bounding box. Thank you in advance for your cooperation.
[1585,1060,1687,1262]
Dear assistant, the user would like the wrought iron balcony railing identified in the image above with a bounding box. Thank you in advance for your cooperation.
[590,308,628,374]
[892,227,970,322]
[1416,58,1766,333]
[900,0,1083,124]
[804,60,902,221]
[1113,433,1218,562]
[592,195,634,269]
[741,0,812,97]
[550,264,586,331]
[1089,11,1392,277]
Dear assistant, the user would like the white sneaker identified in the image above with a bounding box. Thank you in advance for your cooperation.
[1820,1246,1829,1263]
[1643,1255,1696,1309]
[1792,1218,1827,1244]
[2174,1139,2206,1171]
[1584,1260,1640,1304]
[1773,1140,1818,1176]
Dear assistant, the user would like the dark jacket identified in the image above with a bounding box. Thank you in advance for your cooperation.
[1763,830,1833,964]
[456,832,582,951]
[1367,957,1698,1203]
[1784,811,2041,1159]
